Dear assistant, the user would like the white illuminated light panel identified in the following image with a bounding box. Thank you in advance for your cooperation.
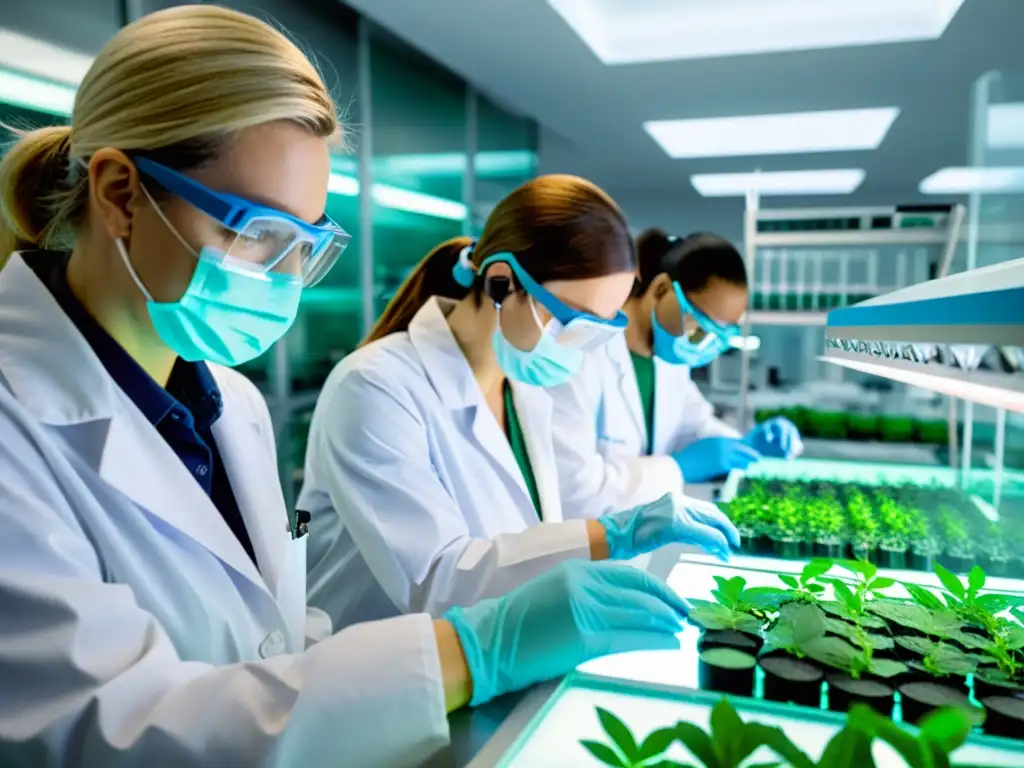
[692,169,865,198]
[645,108,899,159]
[919,166,1024,194]
[547,0,965,65]
[987,103,1024,149]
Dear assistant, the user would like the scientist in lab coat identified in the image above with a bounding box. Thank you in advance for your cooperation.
[0,8,698,766]
[551,229,803,520]
[300,179,739,630]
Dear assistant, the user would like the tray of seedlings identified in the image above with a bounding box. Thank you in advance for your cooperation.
[724,478,1023,578]
[685,558,1024,742]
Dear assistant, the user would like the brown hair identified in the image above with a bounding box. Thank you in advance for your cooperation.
[0,5,338,260]
[363,174,635,345]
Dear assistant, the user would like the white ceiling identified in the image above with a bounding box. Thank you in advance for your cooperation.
[343,0,1024,225]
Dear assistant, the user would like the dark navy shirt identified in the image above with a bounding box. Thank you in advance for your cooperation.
[28,252,258,566]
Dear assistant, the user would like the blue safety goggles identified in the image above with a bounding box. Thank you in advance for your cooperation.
[477,252,628,352]
[134,156,350,287]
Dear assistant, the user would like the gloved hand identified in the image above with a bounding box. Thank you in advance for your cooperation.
[671,436,762,483]
[444,560,690,706]
[598,492,740,562]
[743,416,803,459]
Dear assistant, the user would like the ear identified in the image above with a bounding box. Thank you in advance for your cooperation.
[88,148,146,241]
[650,272,674,300]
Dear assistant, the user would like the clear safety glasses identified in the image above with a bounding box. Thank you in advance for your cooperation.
[134,157,350,287]
[478,253,628,352]
[672,281,754,354]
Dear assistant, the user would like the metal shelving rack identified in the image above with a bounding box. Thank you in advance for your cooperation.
[736,194,966,436]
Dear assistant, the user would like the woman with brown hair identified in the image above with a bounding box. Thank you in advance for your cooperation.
[300,176,739,635]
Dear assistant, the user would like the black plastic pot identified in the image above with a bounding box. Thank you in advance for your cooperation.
[754,535,774,556]
[899,682,974,726]
[850,543,877,563]
[760,656,823,708]
[698,629,764,656]
[799,540,814,558]
[973,674,1024,702]
[908,550,934,573]
[984,556,1012,578]
[905,662,969,695]
[877,545,907,570]
[826,673,894,716]
[981,697,1024,740]
[698,648,756,697]
[814,540,844,559]
[739,531,758,555]
[938,552,971,574]
[772,537,803,560]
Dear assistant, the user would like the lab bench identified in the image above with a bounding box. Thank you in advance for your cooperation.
[434,546,1024,767]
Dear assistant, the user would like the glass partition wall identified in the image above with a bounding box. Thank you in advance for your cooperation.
[0,2,539,503]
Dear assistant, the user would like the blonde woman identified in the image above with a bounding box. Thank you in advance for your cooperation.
[0,6,692,766]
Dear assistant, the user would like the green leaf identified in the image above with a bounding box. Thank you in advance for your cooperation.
[820,600,887,629]
[920,707,973,754]
[948,630,990,651]
[934,563,967,601]
[742,587,791,612]
[688,601,763,633]
[867,601,963,638]
[802,559,834,583]
[830,579,861,614]
[816,726,875,768]
[847,704,932,768]
[580,740,628,767]
[869,577,897,592]
[807,583,826,593]
[778,574,800,589]
[674,721,719,768]
[743,723,815,768]
[800,636,861,672]
[868,658,909,678]
[638,727,678,761]
[905,584,946,611]
[598,708,639,763]
[975,593,1014,614]
[1003,623,1024,650]
[897,635,940,656]
[709,698,744,747]
[967,565,986,598]
[838,558,878,582]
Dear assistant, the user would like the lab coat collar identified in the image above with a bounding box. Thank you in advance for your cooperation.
[0,253,269,594]
[408,297,484,411]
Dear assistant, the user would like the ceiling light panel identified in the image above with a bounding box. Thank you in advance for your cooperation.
[692,169,865,197]
[547,0,965,65]
[645,108,899,159]
[987,104,1024,149]
[919,167,1024,194]
[0,28,93,85]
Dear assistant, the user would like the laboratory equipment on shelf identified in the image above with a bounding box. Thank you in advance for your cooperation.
[729,198,966,433]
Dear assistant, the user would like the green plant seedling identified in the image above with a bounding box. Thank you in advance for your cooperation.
[763,603,828,656]
[800,635,906,680]
[866,601,965,639]
[711,575,790,616]
[831,559,898,601]
[846,704,974,768]
[777,559,832,602]
[688,600,764,634]
[823,617,894,652]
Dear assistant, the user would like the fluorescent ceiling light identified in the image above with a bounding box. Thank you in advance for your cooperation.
[692,169,865,197]
[0,69,76,117]
[645,108,899,159]
[547,0,965,65]
[919,167,1024,194]
[0,28,93,85]
[987,103,1024,149]
[328,173,467,221]
[374,150,535,177]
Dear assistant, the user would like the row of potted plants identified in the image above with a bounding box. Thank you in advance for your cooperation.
[583,696,980,768]
[754,407,948,445]
[725,479,1022,577]
[686,559,1024,743]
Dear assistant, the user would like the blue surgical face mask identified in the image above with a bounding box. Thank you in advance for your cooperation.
[651,283,732,368]
[492,298,584,387]
[115,200,302,367]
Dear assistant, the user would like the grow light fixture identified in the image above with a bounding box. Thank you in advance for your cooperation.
[919,167,1024,194]
[691,169,865,198]
[327,173,467,221]
[823,256,1024,413]
[546,0,965,65]
[645,108,899,159]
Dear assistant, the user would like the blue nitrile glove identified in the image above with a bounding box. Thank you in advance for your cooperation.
[598,492,740,562]
[671,436,763,483]
[743,416,803,459]
[444,560,690,706]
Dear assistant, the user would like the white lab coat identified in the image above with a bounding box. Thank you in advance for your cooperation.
[551,333,740,520]
[299,297,592,630]
[0,254,448,767]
